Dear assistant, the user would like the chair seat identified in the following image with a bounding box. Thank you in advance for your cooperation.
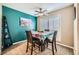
[48,34,53,42]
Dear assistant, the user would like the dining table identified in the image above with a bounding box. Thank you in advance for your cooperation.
[32,31,54,51]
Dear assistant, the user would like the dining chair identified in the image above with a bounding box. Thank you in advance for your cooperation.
[26,31,41,55]
[44,31,58,55]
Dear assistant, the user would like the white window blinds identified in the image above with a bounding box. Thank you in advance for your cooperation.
[39,15,60,31]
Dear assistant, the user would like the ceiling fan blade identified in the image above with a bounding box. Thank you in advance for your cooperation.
[34,13,38,15]
[35,10,42,13]
[42,10,47,12]
[35,10,39,12]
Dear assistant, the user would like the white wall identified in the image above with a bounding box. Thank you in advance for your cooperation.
[74,18,78,54]
[73,4,78,55]
[0,3,2,54]
[75,3,79,55]
[59,5,74,46]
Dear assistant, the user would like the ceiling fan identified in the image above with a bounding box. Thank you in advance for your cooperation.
[34,8,48,16]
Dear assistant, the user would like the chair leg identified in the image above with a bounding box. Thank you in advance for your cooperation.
[52,42,54,55]
[45,38,49,47]
[54,40,57,52]
[44,44,45,51]
[26,41,29,52]
[47,41,48,47]
[44,40,48,48]
[40,40,43,52]
[31,44,33,55]
[34,43,35,47]
[38,43,41,51]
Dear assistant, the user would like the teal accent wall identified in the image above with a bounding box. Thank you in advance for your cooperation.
[2,6,37,43]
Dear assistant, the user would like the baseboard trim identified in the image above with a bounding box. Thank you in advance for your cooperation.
[13,40,27,45]
[0,49,1,55]
[56,42,74,50]
[13,40,74,50]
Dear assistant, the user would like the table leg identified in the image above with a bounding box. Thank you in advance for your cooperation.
[41,40,45,52]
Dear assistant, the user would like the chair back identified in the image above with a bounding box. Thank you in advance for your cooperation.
[26,31,33,43]
[52,31,57,41]
[45,29,49,31]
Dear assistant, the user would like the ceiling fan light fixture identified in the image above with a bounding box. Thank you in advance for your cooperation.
[38,13,44,16]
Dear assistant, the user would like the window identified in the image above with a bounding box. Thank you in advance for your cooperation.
[39,15,60,31]
[49,15,60,31]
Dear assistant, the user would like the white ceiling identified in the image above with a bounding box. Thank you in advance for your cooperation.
[3,3,73,17]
